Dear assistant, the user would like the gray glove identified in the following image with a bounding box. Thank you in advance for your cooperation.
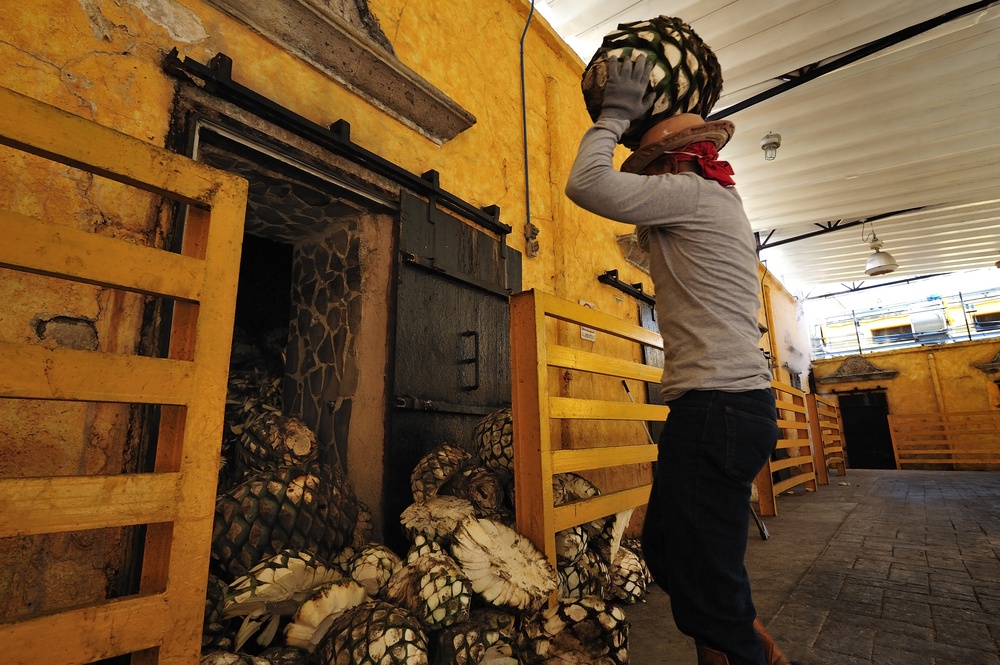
[600,54,655,121]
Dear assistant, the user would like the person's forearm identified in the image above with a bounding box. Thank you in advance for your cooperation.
[565,117,627,213]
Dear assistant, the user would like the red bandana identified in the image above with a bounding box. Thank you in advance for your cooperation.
[670,141,736,187]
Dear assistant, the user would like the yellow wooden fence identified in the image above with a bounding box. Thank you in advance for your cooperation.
[510,289,664,574]
[755,381,817,516]
[888,411,1000,468]
[806,392,848,484]
[0,87,247,664]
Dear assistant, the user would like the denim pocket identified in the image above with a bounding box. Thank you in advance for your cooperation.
[723,404,779,482]
[661,400,711,450]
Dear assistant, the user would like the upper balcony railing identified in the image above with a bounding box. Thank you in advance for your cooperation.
[809,289,1000,359]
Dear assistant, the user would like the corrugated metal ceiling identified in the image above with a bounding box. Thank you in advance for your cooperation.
[537,0,1000,295]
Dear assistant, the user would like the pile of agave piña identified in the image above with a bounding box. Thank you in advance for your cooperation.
[201,332,652,665]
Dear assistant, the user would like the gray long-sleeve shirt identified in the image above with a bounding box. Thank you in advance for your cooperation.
[565,116,772,401]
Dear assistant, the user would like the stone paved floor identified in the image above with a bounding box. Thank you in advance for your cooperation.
[626,469,1000,664]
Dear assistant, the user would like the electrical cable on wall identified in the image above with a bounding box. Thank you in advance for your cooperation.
[520,0,539,258]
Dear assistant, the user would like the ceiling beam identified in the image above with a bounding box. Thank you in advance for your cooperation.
[708,0,999,120]
[756,207,925,252]
[804,273,949,300]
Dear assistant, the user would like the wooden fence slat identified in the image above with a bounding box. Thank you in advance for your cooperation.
[903,436,997,445]
[897,457,1000,464]
[551,444,658,474]
[893,410,1000,418]
[553,485,652,532]
[900,448,1000,455]
[0,594,168,665]
[0,342,193,404]
[0,474,181,537]
[535,290,664,347]
[888,410,1000,468]
[548,396,668,421]
[546,344,663,383]
[897,427,995,437]
[776,437,811,450]
[770,455,814,473]
[0,209,204,300]
[0,86,227,206]
[773,474,813,496]
[775,401,809,415]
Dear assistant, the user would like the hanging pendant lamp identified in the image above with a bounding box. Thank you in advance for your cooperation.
[864,233,898,276]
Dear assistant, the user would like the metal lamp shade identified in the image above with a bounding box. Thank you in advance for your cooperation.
[865,249,898,276]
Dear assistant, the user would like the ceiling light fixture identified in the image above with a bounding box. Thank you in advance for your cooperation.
[862,222,898,276]
[760,131,781,160]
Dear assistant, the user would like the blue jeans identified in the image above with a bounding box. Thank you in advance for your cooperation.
[641,389,779,665]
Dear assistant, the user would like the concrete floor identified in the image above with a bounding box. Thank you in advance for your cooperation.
[625,469,1000,664]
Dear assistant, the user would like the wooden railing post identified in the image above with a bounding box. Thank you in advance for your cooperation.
[510,290,557,570]
[795,391,818,492]
[807,393,831,485]
[755,464,777,517]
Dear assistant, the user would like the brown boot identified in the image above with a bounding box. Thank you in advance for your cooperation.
[696,644,730,665]
[754,618,799,665]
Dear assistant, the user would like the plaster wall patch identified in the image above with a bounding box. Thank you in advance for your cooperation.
[76,0,117,41]
[136,0,208,43]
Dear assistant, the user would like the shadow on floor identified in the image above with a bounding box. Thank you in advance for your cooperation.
[626,469,1000,664]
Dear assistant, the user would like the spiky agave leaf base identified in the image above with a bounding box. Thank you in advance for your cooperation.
[450,516,557,613]
[348,544,403,599]
[471,409,514,487]
[284,579,368,651]
[410,443,472,504]
[318,600,429,665]
[610,545,648,604]
[223,549,344,651]
[581,15,724,148]
[385,551,472,631]
[400,495,476,544]
[212,464,369,578]
[519,595,630,664]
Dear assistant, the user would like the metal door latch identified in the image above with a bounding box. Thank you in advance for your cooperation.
[458,330,479,391]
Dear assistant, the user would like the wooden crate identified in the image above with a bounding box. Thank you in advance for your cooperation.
[0,87,247,664]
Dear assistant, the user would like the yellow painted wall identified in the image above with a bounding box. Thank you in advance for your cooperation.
[812,339,1000,416]
[760,265,811,388]
[0,0,810,339]
[1,0,815,617]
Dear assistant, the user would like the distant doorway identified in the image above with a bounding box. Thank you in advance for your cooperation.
[838,391,896,469]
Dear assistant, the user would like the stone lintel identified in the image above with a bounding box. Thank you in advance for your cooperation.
[204,0,476,145]
[815,354,899,384]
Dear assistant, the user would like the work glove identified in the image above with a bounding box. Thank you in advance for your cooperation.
[599,54,655,122]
